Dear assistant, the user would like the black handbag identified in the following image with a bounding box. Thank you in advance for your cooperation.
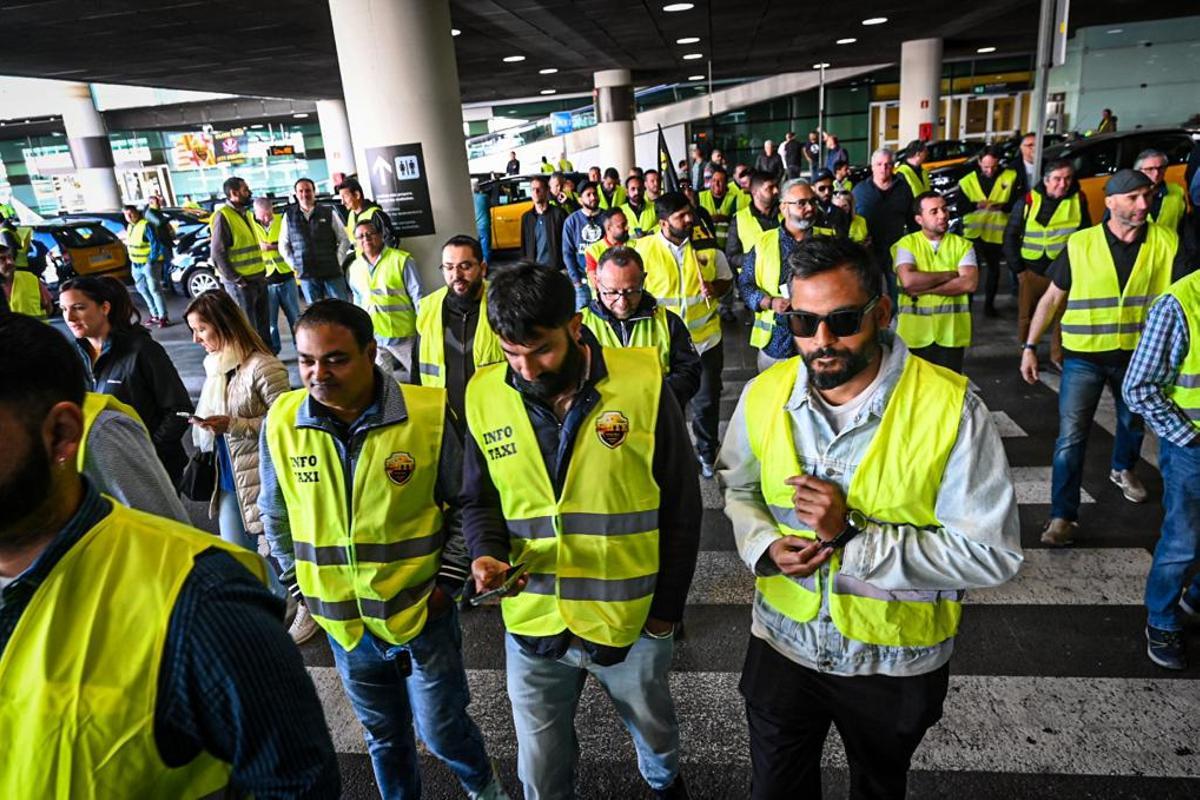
[177,449,216,501]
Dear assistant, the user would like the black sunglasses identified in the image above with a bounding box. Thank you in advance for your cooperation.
[781,296,881,338]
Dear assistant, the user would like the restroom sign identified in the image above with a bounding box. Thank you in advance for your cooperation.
[366,142,435,237]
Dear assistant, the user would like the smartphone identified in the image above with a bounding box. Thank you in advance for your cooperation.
[176,412,202,424]
[468,562,529,607]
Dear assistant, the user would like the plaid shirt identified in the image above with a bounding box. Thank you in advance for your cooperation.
[1123,294,1199,448]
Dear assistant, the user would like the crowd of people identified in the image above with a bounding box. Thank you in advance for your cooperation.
[1,124,1198,800]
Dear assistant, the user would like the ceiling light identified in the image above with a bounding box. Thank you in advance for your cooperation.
[538,67,558,75]
[503,55,526,63]
[663,3,694,11]
[676,36,700,44]
[836,37,857,45]
[250,123,264,129]
[977,46,996,53]
[813,62,830,69]
[1107,28,1124,34]
[451,28,461,37]
[292,113,308,119]
[688,74,706,81]
[683,52,704,60]
[540,89,556,95]
[861,17,888,25]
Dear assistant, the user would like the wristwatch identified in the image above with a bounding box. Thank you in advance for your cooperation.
[1021,343,1037,352]
[820,508,868,550]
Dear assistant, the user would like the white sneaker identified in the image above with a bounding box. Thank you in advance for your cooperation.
[1109,469,1148,503]
[288,600,320,645]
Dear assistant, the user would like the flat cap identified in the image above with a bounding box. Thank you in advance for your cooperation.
[1105,168,1154,196]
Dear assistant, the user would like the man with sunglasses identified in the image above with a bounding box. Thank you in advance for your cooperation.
[739,180,837,372]
[892,192,979,374]
[636,192,732,478]
[721,237,1021,799]
[811,168,850,237]
[580,245,701,408]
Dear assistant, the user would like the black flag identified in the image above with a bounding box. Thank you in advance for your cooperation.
[657,125,680,193]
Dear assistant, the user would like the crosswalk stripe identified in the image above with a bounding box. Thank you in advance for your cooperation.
[991,410,1028,438]
[307,667,1200,778]
[1011,466,1095,504]
[686,549,1151,607]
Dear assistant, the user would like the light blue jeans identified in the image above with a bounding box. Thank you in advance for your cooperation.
[131,260,167,318]
[1145,439,1200,631]
[267,279,301,354]
[329,608,499,799]
[299,276,351,304]
[217,489,286,599]
[505,631,680,800]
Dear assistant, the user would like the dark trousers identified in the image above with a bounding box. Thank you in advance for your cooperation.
[910,343,965,374]
[741,636,949,800]
[222,274,271,348]
[689,342,724,463]
[977,241,1006,309]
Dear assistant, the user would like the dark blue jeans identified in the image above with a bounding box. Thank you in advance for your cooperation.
[267,280,300,354]
[299,276,351,304]
[1050,357,1145,520]
[328,606,496,799]
[1145,438,1200,631]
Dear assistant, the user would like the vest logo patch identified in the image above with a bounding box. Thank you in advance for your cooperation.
[385,451,416,486]
[596,410,630,449]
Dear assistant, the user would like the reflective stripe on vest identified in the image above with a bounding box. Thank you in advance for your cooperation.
[348,247,417,343]
[744,355,967,647]
[959,169,1016,244]
[265,385,446,650]
[257,214,291,276]
[895,162,930,196]
[893,231,974,349]
[1060,224,1177,353]
[212,205,266,276]
[699,190,738,249]
[9,269,45,318]
[580,304,673,374]
[415,284,504,387]
[78,392,145,471]
[126,219,151,264]
[465,347,662,648]
[619,202,657,238]
[635,234,721,351]
[0,503,265,798]
[1152,183,1186,231]
[1164,271,1200,427]
[1020,193,1082,261]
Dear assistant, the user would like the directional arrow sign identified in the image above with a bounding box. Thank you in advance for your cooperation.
[372,155,394,184]
[365,143,435,237]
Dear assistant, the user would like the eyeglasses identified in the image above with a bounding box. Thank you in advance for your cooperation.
[782,198,818,207]
[595,279,643,301]
[781,296,880,338]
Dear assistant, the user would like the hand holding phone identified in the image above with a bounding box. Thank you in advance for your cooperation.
[468,562,529,607]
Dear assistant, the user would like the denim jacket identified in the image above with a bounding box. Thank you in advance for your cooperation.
[719,335,1022,676]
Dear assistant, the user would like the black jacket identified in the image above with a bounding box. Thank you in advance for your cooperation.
[520,205,568,272]
[412,288,483,427]
[75,328,193,480]
[583,293,702,408]
[1002,182,1090,276]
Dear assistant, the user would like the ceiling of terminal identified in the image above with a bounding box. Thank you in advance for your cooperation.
[1,0,1194,105]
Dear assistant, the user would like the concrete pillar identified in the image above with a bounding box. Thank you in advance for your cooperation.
[327,0,475,278]
[316,98,356,182]
[594,69,636,176]
[61,82,122,211]
[898,38,942,145]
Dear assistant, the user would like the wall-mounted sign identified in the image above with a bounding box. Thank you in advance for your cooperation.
[366,142,435,238]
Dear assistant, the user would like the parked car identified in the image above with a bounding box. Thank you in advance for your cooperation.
[477,173,585,251]
[30,222,130,290]
[168,226,219,298]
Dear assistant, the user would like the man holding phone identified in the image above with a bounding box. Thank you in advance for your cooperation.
[720,238,1022,799]
[463,262,701,800]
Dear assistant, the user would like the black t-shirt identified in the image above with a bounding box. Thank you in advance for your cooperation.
[1048,224,1189,365]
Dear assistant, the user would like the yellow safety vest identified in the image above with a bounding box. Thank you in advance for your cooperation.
[415,284,504,386]
[635,234,721,351]
[1163,271,1200,428]
[895,162,930,196]
[958,169,1017,244]
[212,204,265,277]
[619,202,657,238]
[1152,183,1186,231]
[835,178,853,193]
[348,246,417,343]
[699,190,739,249]
[848,214,867,243]
[265,385,446,650]
[597,186,627,211]
[0,502,266,799]
[585,237,617,270]
[894,231,974,349]
[346,205,386,258]
[1019,192,1083,262]
[465,348,662,648]
[257,214,290,277]
[558,159,574,172]
[744,354,967,647]
[1060,223,1177,353]
[8,269,46,318]
[126,219,152,264]
[78,392,144,470]
[580,304,673,374]
[12,225,32,268]
[734,205,780,255]
[749,227,835,349]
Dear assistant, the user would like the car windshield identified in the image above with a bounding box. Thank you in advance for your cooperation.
[52,225,118,248]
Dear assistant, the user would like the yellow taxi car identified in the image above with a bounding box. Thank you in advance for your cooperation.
[921,139,983,173]
[479,174,536,251]
[31,221,131,289]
